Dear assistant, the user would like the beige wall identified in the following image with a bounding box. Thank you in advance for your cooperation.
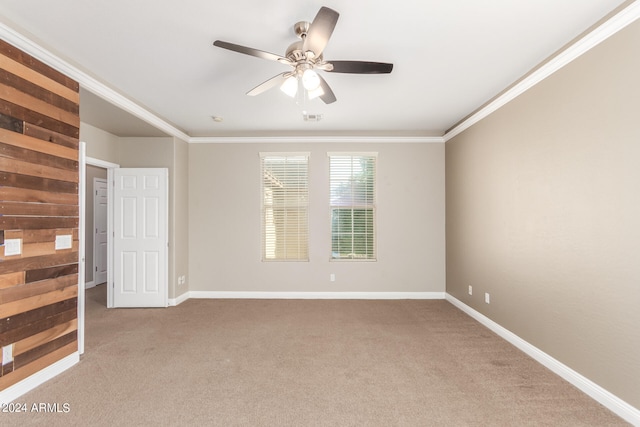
[80,122,119,163]
[446,20,640,408]
[173,137,190,298]
[188,142,445,293]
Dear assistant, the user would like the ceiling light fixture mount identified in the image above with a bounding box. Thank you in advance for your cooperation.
[302,112,323,122]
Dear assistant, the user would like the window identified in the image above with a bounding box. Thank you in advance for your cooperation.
[329,153,377,260]
[261,153,309,261]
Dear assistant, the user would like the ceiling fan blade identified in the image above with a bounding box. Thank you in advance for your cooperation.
[303,7,339,58]
[246,73,290,96]
[317,74,336,104]
[213,40,288,63]
[327,60,394,74]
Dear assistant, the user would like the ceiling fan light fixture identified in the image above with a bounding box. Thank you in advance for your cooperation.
[307,85,324,100]
[302,69,321,91]
[280,76,298,97]
[213,6,392,106]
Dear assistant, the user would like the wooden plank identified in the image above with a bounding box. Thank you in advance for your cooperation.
[25,263,78,284]
[0,305,76,348]
[0,272,25,290]
[24,123,79,150]
[0,112,23,133]
[0,55,79,104]
[1,240,79,261]
[14,331,76,370]
[0,251,78,275]
[0,187,78,205]
[0,274,77,304]
[0,69,78,115]
[0,82,80,128]
[1,361,14,376]
[0,156,79,183]
[0,201,78,217]
[0,342,76,389]
[0,143,78,173]
[3,230,22,240]
[0,128,78,162]
[0,171,78,194]
[0,217,79,231]
[0,298,76,334]
[0,284,78,318]
[0,40,79,94]
[0,99,78,139]
[13,319,77,357]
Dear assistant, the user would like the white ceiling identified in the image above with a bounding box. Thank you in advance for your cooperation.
[0,0,630,138]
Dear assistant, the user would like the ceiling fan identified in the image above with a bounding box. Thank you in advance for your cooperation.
[213,6,393,104]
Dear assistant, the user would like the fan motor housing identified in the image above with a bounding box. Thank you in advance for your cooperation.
[286,41,306,61]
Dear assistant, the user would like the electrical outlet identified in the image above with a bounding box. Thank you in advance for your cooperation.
[468,285,473,295]
[4,239,21,256]
[485,293,490,304]
[330,273,335,282]
[2,345,13,364]
[55,234,72,250]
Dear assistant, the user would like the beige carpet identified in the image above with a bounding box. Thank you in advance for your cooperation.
[3,285,627,426]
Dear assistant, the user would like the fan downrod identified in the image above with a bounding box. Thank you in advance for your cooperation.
[293,21,310,39]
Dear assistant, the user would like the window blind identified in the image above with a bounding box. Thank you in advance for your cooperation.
[261,153,309,261]
[329,153,377,260]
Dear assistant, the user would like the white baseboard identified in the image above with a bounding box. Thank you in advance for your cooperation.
[188,291,446,300]
[168,291,445,306]
[84,280,96,289]
[445,294,640,426]
[0,352,79,404]
[168,291,190,306]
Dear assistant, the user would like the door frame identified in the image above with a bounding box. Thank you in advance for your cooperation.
[78,142,120,355]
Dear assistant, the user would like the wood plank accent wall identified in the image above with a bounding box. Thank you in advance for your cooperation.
[0,39,79,390]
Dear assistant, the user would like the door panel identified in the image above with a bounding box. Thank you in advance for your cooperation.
[113,168,168,308]
[94,178,108,285]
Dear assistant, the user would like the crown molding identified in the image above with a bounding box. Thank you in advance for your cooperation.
[188,135,444,144]
[444,1,640,142]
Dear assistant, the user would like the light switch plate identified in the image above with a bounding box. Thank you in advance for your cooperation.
[55,235,72,250]
[4,239,21,256]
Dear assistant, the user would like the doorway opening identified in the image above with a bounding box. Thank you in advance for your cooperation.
[78,142,119,355]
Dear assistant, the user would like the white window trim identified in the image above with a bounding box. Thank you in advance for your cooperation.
[260,152,310,262]
[328,152,378,262]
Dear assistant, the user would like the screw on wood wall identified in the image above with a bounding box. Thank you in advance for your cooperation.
[0,39,79,388]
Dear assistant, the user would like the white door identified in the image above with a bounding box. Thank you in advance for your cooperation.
[93,178,108,285]
[113,168,168,308]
